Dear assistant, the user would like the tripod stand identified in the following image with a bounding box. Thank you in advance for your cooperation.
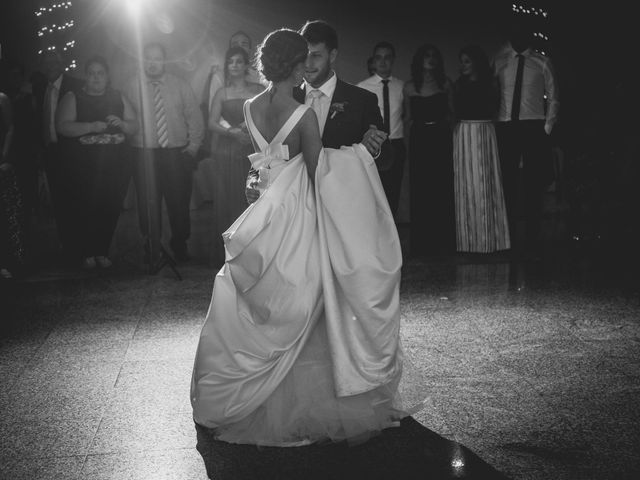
[148,242,181,279]
[130,72,183,281]
[112,148,182,281]
[138,145,182,281]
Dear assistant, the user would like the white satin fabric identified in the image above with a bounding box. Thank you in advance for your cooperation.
[191,102,403,438]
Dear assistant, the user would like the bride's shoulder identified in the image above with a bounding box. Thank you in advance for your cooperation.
[296,104,318,131]
[248,82,266,94]
[245,90,267,108]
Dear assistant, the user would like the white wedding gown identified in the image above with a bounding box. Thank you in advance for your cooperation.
[191,102,406,446]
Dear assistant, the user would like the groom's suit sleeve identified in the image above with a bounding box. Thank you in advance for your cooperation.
[360,88,393,170]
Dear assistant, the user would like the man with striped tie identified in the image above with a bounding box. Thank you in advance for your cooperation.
[125,42,204,264]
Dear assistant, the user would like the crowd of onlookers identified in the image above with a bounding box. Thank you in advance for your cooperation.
[1,15,636,281]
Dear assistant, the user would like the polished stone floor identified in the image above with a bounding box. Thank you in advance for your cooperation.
[1,201,640,479]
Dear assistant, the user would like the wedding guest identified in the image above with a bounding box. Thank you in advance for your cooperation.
[2,60,39,230]
[208,46,264,267]
[403,44,455,256]
[493,18,559,259]
[1,90,25,279]
[357,41,405,217]
[34,51,82,264]
[194,31,264,209]
[367,56,376,76]
[453,45,510,253]
[124,42,204,264]
[201,30,263,137]
[55,56,137,269]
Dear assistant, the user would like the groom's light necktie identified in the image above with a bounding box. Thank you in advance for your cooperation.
[308,89,324,123]
[152,81,169,148]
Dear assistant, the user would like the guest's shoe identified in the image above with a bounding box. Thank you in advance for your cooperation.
[83,257,97,269]
[95,256,113,268]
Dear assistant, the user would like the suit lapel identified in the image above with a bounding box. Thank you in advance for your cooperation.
[322,78,346,145]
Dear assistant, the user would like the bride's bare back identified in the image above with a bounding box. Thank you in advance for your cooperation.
[248,89,322,179]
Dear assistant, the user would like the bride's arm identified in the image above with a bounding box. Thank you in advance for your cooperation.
[299,109,322,182]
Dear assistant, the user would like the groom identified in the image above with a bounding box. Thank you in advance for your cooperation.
[246,19,389,202]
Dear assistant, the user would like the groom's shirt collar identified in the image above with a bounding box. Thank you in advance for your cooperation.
[304,71,337,100]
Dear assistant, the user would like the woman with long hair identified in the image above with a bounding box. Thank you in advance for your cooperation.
[452,45,510,253]
[403,44,456,256]
[208,46,264,267]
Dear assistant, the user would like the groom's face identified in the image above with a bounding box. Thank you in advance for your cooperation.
[304,42,336,88]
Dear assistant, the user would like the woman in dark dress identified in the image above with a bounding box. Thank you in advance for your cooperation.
[0,90,25,280]
[453,45,510,253]
[208,46,264,267]
[55,56,137,269]
[403,44,455,257]
[3,60,39,235]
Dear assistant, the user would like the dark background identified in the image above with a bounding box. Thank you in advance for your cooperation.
[1,0,638,254]
[1,0,633,125]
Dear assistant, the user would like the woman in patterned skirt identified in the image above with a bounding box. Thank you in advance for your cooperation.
[452,45,510,253]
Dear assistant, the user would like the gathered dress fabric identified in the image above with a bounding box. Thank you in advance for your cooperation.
[191,102,407,446]
[210,97,254,267]
[453,79,510,252]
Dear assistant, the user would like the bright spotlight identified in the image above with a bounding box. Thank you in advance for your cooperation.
[155,12,174,34]
[124,0,146,19]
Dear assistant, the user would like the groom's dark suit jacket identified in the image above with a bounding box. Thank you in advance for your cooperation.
[247,77,391,183]
[294,78,392,169]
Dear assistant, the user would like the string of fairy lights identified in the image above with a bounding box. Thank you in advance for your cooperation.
[35,1,77,71]
[511,2,551,56]
[30,1,549,73]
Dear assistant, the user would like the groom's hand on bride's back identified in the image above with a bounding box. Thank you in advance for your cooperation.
[245,171,261,204]
[245,185,260,205]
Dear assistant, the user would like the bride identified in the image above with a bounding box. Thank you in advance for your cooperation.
[191,28,407,447]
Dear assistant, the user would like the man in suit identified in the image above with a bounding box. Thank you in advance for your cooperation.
[493,17,559,260]
[124,42,204,264]
[35,51,83,264]
[357,41,406,218]
[246,20,388,203]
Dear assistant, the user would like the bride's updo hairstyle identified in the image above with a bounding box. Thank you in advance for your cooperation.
[257,28,308,83]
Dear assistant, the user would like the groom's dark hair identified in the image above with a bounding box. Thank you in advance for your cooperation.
[299,20,338,52]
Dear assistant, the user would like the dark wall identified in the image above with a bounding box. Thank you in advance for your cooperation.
[0,0,40,78]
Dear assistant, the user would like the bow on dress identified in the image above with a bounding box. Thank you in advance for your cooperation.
[248,143,290,170]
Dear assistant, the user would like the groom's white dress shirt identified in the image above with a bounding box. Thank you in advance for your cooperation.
[304,73,337,136]
[357,74,404,140]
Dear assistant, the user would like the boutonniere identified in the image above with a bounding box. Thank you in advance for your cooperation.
[329,101,349,119]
